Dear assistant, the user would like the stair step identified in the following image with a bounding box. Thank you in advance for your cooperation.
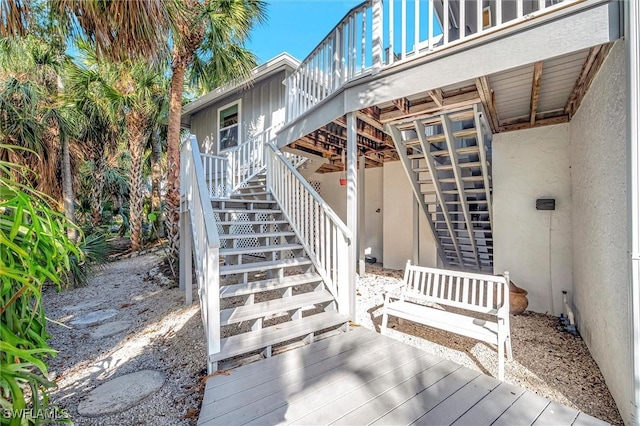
[440,188,486,194]
[213,208,282,215]
[220,290,334,326]
[220,273,323,298]
[237,184,266,191]
[220,243,303,256]
[216,220,289,226]
[219,231,295,240]
[444,200,488,205]
[440,176,486,183]
[230,191,270,198]
[220,257,312,275]
[433,162,484,171]
[210,311,348,363]
[431,146,481,157]
[212,198,276,204]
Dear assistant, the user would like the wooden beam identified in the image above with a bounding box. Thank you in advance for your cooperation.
[529,61,544,125]
[381,91,481,123]
[355,111,385,132]
[499,115,568,132]
[391,97,411,114]
[475,76,500,133]
[565,43,613,119]
[428,89,444,107]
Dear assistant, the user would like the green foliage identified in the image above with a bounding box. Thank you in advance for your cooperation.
[0,151,78,425]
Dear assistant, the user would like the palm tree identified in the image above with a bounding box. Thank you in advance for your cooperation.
[164,0,267,261]
[0,34,82,241]
[10,0,266,261]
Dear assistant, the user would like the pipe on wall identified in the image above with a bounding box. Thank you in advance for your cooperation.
[626,0,640,423]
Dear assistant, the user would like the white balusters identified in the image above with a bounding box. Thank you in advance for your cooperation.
[266,143,353,316]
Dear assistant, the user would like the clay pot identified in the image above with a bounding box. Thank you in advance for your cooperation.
[509,281,528,315]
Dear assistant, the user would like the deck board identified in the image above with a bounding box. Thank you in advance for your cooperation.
[197,328,608,426]
[451,381,525,425]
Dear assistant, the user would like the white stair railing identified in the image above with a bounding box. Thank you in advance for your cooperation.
[225,128,270,193]
[266,143,354,317]
[181,134,221,373]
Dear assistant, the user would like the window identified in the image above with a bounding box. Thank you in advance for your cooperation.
[218,100,240,151]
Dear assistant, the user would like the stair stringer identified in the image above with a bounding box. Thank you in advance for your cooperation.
[386,104,494,272]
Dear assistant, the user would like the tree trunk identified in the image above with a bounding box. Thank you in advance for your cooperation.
[127,112,147,252]
[91,141,106,227]
[150,129,164,239]
[165,55,189,264]
[61,135,78,242]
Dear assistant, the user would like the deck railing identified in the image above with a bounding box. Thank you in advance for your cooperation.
[284,0,578,122]
[266,143,354,316]
[201,126,277,198]
[180,134,221,373]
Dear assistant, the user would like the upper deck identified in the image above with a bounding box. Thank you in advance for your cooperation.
[277,0,621,149]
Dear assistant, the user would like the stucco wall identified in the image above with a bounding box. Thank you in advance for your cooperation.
[314,168,384,262]
[313,161,438,270]
[493,124,573,317]
[569,40,629,423]
[382,161,437,270]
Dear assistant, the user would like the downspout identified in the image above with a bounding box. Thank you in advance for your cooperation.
[627,0,640,423]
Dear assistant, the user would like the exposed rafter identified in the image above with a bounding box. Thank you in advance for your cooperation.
[392,97,411,114]
[428,89,444,107]
[530,61,544,125]
[565,43,613,119]
[381,91,481,123]
[500,115,568,132]
[475,76,500,133]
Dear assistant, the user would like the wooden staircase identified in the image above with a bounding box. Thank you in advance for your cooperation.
[209,172,349,369]
[387,104,494,272]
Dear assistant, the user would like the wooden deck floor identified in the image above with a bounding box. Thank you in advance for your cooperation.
[198,327,607,426]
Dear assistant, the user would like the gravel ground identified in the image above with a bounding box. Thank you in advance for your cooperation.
[355,264,623,425]
[44,253,205,426]
[43,255,622,425]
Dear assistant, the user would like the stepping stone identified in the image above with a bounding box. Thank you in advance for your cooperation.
[70,309,118,326]
[89,321,132,339]
[77,370,165,417]
[63,300,103,312]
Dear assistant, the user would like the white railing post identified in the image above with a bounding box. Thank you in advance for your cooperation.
[372,0,383,73]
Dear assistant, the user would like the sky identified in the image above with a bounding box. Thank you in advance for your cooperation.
[247,1,363,64]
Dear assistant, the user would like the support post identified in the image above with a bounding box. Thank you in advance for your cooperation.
[413,199,419,265]
[627,0,640,423]
[346,112,358,318]
[358,155,366,276]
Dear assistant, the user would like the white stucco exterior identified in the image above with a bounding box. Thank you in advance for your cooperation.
[569,40,629,424]
[493,124,573,317]
[382,161,437,270]
[313,168,384,263]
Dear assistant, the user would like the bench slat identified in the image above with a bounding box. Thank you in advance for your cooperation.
[382,261,512,381]
[386,301,499,344]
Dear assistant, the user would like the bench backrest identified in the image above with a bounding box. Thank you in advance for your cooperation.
[402,261,510,318]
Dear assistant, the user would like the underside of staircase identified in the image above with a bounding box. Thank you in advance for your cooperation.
[387,104,494,272]
[209,172,349,369]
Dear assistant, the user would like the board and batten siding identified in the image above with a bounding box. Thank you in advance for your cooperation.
[189,70,288,155]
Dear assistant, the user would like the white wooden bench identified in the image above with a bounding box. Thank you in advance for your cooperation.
[381,261,513,380]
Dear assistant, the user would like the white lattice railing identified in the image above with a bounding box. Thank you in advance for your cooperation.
[285,0,578,122]
[266,143,354,316]
[181,134,220,373]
